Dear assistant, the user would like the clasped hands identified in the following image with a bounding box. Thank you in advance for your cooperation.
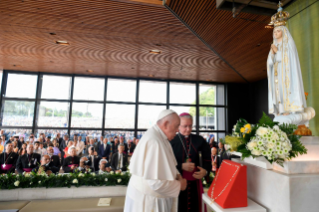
[182,162,206,179]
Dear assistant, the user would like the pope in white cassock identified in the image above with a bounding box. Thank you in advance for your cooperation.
[124,109,187,212]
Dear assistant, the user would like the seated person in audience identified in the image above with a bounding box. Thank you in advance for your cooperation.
[85,139,99,155]
[12,141,19,153]
[127,139,136,156]
[85,136,90,146]
[45,136,51,148]
[87,146,100,172]
[18,148,26,156]
[113,137,119,154]
[39,142,47,156]
[16,144,41,174]
[33,141,41,154]
[0,138,4,154]
[47,146,61,173]
[0,135,6,147]
[111,144,128,173]
[20,136,25,144]
[218,141,229,168]
[21,143,27,150]
[28,135,35,144]
[0,143,19,174]
[73,134,78,144]
[78,156,90,173]
[119,137,128,154]
[96,159,111,174]
[98,138,111,160]
[32,155,58,175]
[52,139,61,157]
[74,139,85,156]
[13,135,22,149]
[64,140,74,158]
[211,147,218,174]
[62,146,79,173]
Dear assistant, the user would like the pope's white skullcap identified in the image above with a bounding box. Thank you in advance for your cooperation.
[157,109,177,121]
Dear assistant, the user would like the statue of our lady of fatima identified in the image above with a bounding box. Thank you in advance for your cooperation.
[267,1,315,133]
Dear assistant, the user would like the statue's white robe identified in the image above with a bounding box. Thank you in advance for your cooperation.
[124,125,181,212]
[267,26,307,116]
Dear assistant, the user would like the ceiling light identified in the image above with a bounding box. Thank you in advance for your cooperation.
[49,32,56,36]
[55,40,70,46]
[155,44,162,46]
[86,70,94,73]
[13,64,22,67]
[148,74,154,77]
[149,50,161,54]
[265,26,273,29]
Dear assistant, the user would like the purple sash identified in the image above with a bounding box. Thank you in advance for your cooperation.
[23,168,32,172]
[1,164,13,171]
[68,164,79,167]
[182,168,198,181]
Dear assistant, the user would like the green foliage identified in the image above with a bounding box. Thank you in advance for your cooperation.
[189,87,215,116]
[0,171,131,190]
[258,112,277,128]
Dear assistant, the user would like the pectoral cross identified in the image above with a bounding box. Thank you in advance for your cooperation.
[2,164,6,168]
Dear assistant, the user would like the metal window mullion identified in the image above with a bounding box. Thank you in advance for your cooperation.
[0,71,8,127]
[102,77,107,136]
[68,75,75,136]
[32,73,42,133]
[134,79,140,138]
[167,80,170,109]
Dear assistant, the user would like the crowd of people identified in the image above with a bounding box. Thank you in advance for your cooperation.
[0,130,138,175]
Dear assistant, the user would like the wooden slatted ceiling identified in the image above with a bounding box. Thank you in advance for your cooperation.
[0,0,245,82]
[166,0,273,82]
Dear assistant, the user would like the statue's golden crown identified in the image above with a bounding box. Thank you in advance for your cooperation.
[269,1,289,27]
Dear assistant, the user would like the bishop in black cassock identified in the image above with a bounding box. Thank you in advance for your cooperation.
[0,143,19,174]
[171,113,211,212]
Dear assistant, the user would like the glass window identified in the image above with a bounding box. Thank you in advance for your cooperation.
[41,75,71,100]
[38,101,70,127]
[105,104,135,129]
[199,84,216,105]
[216,84,225,105]
[139,80,166,103]
[2,128,32,141]
[169,105,197,130]
[2,101,35,126]
[70,130,102,143]
[138,105,166,129]
[104,131,135,141]
[107,78,136,102]
[73,77,105,101]
[35,129,68,140]
[6,74,37,98]
[170,82,196,104]
[199,107,216,131]
[71,103,103,128]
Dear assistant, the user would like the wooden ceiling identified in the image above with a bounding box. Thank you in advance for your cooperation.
[0,0,273,82]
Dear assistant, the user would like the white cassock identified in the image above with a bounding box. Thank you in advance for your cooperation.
[124,124,181,212]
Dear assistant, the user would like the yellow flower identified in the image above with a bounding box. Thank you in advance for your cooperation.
[240,127,245,133]
[244,124,251,130]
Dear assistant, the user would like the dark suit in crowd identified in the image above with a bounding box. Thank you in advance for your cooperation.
[111,152,128,172]
[98,143,111,160]
[16,153,41,174]
[87,155,101,172]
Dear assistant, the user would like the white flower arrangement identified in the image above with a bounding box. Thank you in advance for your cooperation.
[38,181,41,184]
[72,179,78,184]
[91,173,96,177]
[117,179,122,183]
[203,180,207,185]
[247,126,292,161]
[110,171,114,174]
[105,178,108,182]
[14,181,20,187]
[78,173,84,177]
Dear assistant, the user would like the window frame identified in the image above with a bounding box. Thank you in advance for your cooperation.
[0,70,227,139]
